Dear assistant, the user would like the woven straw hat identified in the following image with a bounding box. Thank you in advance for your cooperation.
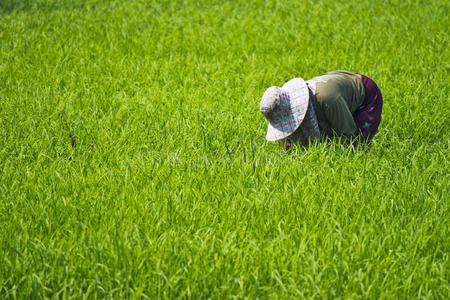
[260,78,310,141]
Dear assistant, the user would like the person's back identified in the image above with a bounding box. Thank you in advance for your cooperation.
[307,70,366,139]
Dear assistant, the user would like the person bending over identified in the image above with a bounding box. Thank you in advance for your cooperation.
[260,70,383,149]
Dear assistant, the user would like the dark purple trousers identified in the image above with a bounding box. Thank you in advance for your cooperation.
[354,74,383,142]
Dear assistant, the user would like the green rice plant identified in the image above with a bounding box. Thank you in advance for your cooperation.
[0,0,448,298]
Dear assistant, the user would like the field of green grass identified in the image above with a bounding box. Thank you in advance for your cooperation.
[1,0,449,298]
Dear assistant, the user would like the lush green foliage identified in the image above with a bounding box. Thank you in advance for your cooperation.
[1,0,448,298]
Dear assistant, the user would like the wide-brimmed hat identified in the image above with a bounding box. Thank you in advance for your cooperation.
[260,78,310,141]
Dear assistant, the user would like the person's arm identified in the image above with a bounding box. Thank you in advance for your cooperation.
[320,94,359,141]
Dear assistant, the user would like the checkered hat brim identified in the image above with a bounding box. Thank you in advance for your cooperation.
[260,78,309,141]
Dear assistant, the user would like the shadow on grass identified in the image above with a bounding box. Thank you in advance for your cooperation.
[0,0,91,14]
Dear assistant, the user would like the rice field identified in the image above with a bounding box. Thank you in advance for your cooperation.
[0,0,448,298]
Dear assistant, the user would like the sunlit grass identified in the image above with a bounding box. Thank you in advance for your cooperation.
[0,0,448,298]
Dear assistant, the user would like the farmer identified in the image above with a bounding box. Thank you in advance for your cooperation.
[260,70,382,149]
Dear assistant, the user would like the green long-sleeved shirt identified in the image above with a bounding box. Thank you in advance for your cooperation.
[308,70,365,140]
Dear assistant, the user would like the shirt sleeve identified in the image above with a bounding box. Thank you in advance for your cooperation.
[320,93,358,139]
